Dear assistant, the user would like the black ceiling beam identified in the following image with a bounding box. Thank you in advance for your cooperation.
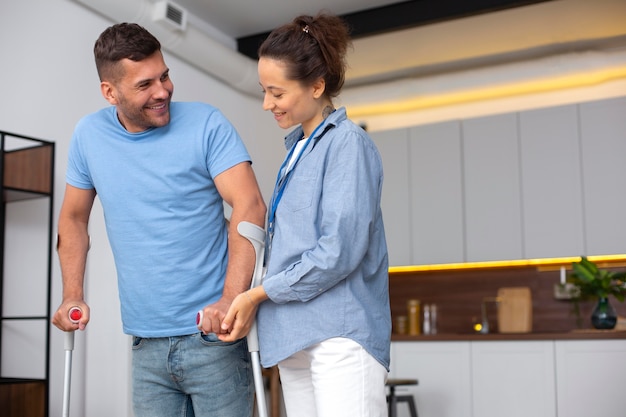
[237,0,552,60]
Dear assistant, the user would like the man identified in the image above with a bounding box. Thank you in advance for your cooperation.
[52,22,266,417]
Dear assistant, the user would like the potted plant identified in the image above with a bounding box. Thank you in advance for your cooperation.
[567,256,626,329]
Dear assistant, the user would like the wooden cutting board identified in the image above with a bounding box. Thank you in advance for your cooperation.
[497,287,532,333]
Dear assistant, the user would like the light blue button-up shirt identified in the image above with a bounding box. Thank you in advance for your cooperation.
[257,107,391,370]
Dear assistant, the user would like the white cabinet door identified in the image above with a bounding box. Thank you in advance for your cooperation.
[371,128,412,266]
[555,340,626,417]
[519,104,585,258]
[373,96,626,265]
[471,341,556,417]
[463,114,523,261]
[409,121,464,264]
[390,341,472,417]
[579,97,626,255]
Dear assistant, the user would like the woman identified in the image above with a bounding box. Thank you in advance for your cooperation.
[220,13,391,417]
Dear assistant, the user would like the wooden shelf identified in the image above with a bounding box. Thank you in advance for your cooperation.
[0,378,46,417]
[0,130,54,417]
[3,143,53,202]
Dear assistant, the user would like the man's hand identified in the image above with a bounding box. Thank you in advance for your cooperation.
[52,300,90,331]
[197,297,233,335]
[217,291,258,342]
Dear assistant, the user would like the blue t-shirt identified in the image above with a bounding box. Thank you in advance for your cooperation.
[66,102,251,337]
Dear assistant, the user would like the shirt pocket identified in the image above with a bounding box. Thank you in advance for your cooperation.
[281,170,318,212]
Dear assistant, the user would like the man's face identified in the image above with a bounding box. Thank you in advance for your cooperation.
[101,51,173,133]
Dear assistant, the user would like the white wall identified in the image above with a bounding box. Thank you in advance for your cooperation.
[0,1,283,416]
[1,0,625,416]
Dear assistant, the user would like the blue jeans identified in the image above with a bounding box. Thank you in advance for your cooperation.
[132,333,254,417]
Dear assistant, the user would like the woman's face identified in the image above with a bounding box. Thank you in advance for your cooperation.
[258,57,323,136]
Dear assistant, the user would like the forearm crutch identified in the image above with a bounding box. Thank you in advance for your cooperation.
[237,221,268,417]
[62,307,83,417]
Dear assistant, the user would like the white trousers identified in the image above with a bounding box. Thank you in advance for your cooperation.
[278,337,388,417]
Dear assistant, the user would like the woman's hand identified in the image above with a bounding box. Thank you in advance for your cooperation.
[218,287,267,341]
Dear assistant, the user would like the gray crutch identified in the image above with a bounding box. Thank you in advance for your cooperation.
[62,306,83,417]
[237,221,268,417]
[195,221,268,417]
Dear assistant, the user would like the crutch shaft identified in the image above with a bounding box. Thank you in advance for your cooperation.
[62,332,75,417]
[62,306,81,417]
[237,221,268,417]
[251,352,267,416]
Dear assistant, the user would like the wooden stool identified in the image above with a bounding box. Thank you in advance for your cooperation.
[386,378,418,417]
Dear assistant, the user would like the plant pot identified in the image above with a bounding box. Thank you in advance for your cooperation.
[591,297,617,330]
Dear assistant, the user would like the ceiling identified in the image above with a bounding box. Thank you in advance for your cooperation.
[168,0,626,93]
[73,0,626,121]
[174,0,550,57]
[174,0,406,40]
[172,0,557,86]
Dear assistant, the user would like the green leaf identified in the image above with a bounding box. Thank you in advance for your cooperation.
[571,259,595,282]
[569,256,626,301]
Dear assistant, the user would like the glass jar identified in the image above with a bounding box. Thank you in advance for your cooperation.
[407,299,420,335]
[394,315,408,334]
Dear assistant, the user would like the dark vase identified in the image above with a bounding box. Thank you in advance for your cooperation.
[591,297,617,329]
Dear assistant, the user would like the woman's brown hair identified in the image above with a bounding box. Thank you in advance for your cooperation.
[258,13,352,99]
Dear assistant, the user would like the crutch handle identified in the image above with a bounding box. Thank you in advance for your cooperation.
[196,310,203,329]
[68,307,82,323]
[64,307,82,351]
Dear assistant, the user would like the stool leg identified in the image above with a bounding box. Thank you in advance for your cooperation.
[407,396,418,417]
[387,386,397,417]
[395,395,418,417]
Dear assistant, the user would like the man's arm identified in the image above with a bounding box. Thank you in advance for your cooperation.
[198,161,266,335]
[51,184,96,331]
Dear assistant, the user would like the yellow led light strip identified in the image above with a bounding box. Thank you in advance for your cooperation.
[388,254,626,273]
[348,67,626,118]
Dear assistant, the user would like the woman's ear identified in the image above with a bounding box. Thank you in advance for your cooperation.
[312,78,326,99]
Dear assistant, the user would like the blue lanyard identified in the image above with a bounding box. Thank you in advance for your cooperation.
[266,121,326,258]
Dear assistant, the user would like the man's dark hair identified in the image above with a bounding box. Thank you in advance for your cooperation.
[94,23,161,82]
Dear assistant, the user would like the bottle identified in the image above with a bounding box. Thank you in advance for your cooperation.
[407,299,420,335]
[430,304,438,335]
[423,304,431,335]
[394,315,408,334]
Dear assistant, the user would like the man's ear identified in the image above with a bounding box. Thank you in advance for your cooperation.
[312,78,326,99]
[100,81,117,105]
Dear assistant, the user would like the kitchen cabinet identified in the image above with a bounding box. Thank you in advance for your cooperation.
[462,113,523,262]
[390,341,472,417]
[373,95,626,266]
[393,338,624,417]
[409,122,464,265]
[471,341,556,417]
[579,97,626,256]
[371,128,412,266]
[519,105,585,258]
[555,339,626,417]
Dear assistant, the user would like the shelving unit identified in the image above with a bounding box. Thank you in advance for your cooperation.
[0,130,54,417]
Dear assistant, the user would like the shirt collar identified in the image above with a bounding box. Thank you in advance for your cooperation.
[283,107,347,150]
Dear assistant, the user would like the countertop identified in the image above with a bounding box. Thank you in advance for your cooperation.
[392,329,626,341]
